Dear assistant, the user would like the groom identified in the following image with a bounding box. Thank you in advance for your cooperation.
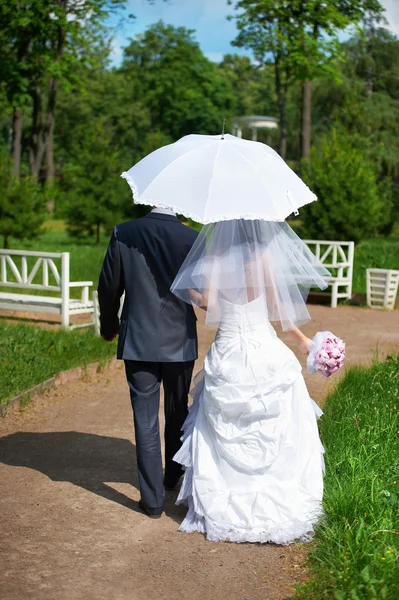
[98,207,198,518]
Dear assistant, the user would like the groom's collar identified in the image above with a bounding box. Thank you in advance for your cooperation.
[145,212,180,222]
[151,207,176,216]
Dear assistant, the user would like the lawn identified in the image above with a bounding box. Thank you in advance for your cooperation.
[0,321,117,406]
[5,219,399,297]
[295,354,399,599]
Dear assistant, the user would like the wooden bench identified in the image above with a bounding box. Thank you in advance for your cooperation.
[303,240,355,307]
[0,250,99,330]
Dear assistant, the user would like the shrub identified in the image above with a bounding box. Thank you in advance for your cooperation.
[0,154,46,248]
[299,131,393,243]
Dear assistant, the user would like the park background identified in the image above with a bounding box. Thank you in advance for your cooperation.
[0,2,399,599]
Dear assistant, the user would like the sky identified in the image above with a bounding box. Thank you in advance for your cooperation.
[108,0,399,66]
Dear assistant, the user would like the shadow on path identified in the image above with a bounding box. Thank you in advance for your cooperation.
[0,431,184,522]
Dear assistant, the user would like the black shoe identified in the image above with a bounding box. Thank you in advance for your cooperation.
[163,473,182,491]
[138,499,163,519]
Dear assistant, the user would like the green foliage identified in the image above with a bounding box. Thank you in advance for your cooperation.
[0,154,46,248]
[295,354,399,599]
[299,131,392,243]
[121,22,235,140]
[62,118,131,242]
[0,321,116,405]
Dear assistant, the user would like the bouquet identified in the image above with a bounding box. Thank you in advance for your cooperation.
[307,331,346,378]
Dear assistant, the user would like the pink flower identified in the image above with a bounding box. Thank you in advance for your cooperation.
[330,347,341,359]
[326,357,338,368]
[329,366,339,374]
[323,341,333,352]
[317,349,329,363]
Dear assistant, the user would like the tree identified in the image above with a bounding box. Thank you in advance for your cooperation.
[299,130,392,243]
[63,118,130,244]
[121,22,235,141]
[229,0,385,159]
[0,0,131,180]
[0,154,46,248]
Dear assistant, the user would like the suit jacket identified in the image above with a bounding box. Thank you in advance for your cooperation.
[98,213,199,362]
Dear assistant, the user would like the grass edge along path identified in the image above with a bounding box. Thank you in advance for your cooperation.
[295,354,399,600]
[0,321,117,407]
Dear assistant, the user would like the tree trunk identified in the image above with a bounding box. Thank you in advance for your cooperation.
[4,234,9,249]
[30,86,46,180]
[279,116,287,160]
[44,77,57,213]
[45,117,54,187]
[11,108,23,177]
[301,80,312,159]
[275,61,287,160]
[96,223,100,245]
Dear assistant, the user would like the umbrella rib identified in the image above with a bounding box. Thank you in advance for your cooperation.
[203,141,223,222]
[136,140,217,200]
[229,145,280,207]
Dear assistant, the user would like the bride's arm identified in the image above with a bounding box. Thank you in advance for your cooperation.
[287,326,312,355]
[188,288,208,310]
[260,251,311,354]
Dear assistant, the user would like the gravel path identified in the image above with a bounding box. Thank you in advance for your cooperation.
[0,305,398,600]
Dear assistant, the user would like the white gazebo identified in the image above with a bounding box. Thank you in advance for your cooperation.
[232,115,279,141]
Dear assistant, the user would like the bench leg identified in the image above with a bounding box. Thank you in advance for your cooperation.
[92,291,100,336]
[61,303,69,329]
[331,284,338,308]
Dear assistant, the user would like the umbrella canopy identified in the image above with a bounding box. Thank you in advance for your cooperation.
[121,133,317,224]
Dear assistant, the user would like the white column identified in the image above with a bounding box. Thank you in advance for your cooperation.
[236,126,242,138]
[252,127,257,141]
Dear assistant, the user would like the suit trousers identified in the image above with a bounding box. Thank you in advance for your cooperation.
[124,360,195,509]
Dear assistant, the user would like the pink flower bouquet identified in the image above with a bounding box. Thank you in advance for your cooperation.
[307,331,346,378]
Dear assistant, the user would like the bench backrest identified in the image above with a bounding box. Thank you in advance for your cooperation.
[303,240,355,279]
[0,250,70,293]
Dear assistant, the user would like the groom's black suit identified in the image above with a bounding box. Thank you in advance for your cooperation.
[98,212,198,510]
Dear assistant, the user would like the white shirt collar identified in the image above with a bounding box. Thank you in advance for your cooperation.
[151,207,176,217]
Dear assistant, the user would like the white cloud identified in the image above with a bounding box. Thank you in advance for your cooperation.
[109,35,125,67]
[204,51,225,63]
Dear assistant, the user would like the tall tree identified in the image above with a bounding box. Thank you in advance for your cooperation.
[229,0,384,159]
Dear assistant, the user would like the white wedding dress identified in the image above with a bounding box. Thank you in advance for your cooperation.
[174,294,325,545]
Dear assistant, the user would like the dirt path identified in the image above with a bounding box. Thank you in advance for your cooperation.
[0,306,398,600]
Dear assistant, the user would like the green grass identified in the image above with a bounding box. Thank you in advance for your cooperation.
[295,355,399,600]
[3,220,399,297]
[0,321,117,406]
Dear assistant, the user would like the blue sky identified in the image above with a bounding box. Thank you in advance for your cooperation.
[108,0,399,66]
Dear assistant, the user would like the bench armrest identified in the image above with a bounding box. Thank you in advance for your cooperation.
[69,281,94,288]
[69,281,93,304]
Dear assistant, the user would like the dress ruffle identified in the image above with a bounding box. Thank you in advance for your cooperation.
[175,371,324,545]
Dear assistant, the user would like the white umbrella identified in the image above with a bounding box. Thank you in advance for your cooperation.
[121,133,317,224]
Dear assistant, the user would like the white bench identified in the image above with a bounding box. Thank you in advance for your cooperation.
[0,250,100,330]
[303,240,355,307]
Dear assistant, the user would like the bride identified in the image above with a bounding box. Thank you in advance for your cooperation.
[170,218,331,545]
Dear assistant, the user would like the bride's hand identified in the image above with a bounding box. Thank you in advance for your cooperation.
[299,337,312,356]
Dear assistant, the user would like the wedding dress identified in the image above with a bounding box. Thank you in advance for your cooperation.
[170,219,330,544]
[174,294,325,545]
